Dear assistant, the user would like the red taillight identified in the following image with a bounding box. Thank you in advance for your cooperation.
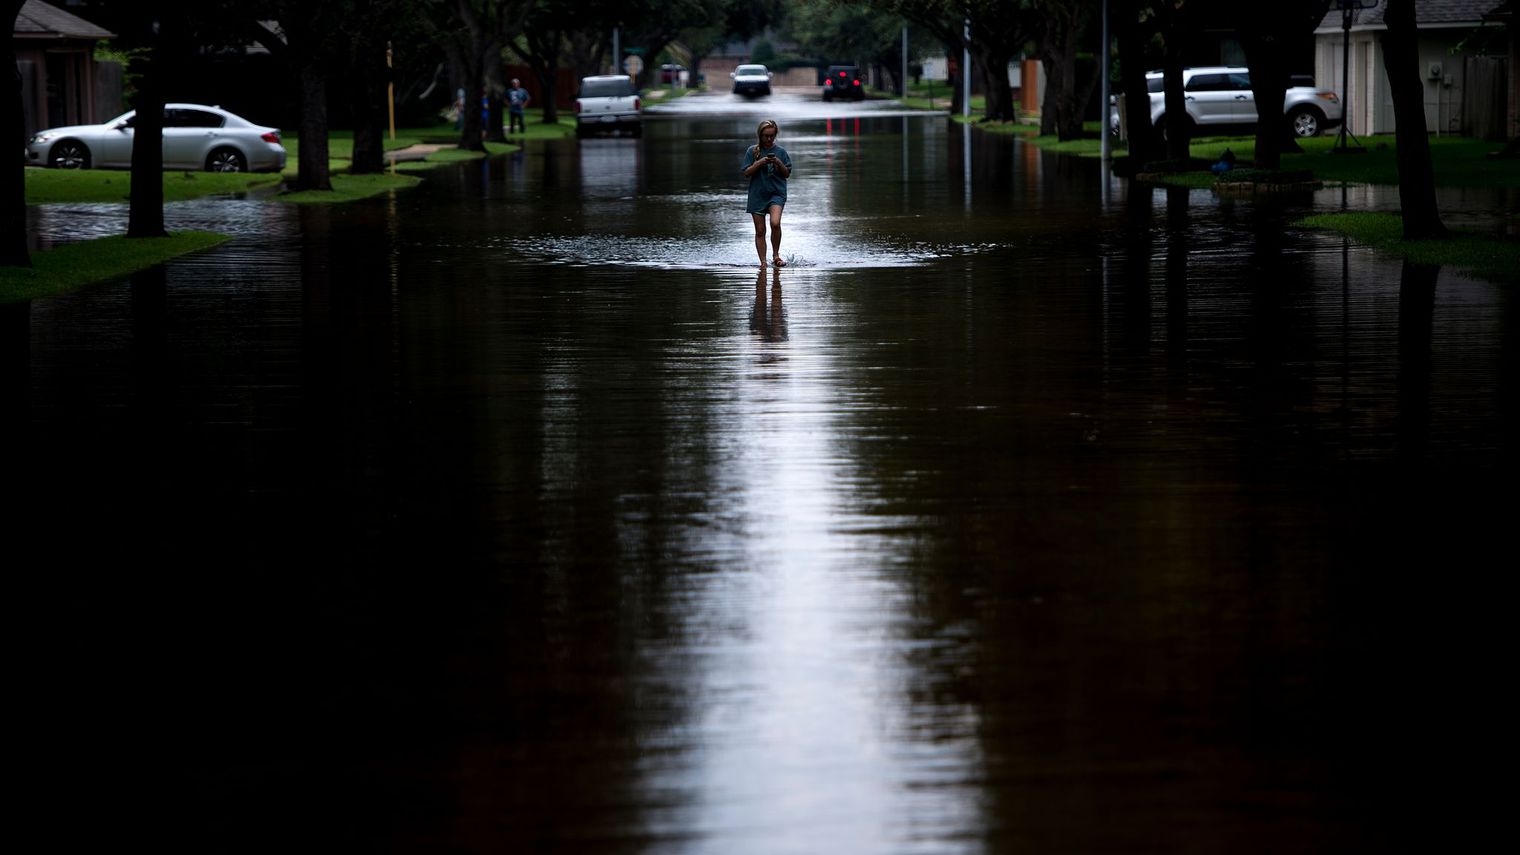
[852,80,860,87]
[837,71,846,77]
[633,97,641,111]
[575,99,583,113]
[261,131,280,143]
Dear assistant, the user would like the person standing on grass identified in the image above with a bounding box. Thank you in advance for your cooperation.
[507,79,530,135]
[741,119,792,268]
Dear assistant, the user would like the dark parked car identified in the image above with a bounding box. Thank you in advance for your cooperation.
[822,65,864,101]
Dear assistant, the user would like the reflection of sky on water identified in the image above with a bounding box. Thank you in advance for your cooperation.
[496,229,1001,270]
[621,266,986,851]
[26,198,299,249]
[645,89,944,123]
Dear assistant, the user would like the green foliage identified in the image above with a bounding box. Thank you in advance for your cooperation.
[94,44,148,102]
[782,0,918,68]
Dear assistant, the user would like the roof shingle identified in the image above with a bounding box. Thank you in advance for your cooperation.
[1318,0,1507,30]
[14,0,115,41]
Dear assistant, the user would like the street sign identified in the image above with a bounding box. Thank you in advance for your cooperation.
[623,55,644,77]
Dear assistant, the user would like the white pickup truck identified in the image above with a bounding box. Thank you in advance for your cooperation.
[575,75,642,138]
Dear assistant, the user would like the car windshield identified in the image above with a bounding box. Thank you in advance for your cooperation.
[736,66,768,76]
[581,78,635,97]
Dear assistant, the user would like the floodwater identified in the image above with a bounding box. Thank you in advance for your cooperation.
[11,91,1516,853]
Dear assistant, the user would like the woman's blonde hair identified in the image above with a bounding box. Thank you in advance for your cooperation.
[755,119,779,142]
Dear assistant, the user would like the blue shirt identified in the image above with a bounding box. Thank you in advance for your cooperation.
[743,144,791,213]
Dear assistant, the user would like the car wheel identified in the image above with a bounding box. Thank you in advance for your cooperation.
[630,123,643,138]
[206,148,247,172]
[1288,107,1323,138]
[49,140,91,169]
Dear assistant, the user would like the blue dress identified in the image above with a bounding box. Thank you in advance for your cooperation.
[743,144,792,214]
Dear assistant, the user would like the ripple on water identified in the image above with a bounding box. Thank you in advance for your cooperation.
[497,233,1003,270]
[28,199,301,247]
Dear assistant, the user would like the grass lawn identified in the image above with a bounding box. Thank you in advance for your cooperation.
[21,114,577,207]
[956,109,1518,277]
[900,81,981,113]
[10,114,580,299]
[24,167,283,204]
[1,231,229,303]
[1299,211,1520,282]
[1107,133,1520,276]
[1122,133,1520,189]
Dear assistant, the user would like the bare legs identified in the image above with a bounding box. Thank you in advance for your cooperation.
[752,213,768,267]
[751,204,785,268]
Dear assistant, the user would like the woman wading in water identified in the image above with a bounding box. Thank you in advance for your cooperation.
[741,119,793,268]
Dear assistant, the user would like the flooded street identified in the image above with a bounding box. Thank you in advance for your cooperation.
[12,92,1516,852]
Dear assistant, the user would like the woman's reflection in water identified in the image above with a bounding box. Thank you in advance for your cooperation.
[749,266,787,342]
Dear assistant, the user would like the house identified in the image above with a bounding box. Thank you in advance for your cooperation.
[1314,0,1511,139]
[13,0,117,137]
[1488,0,1517,140]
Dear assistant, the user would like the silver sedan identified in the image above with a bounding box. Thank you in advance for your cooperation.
[25,103,287,172]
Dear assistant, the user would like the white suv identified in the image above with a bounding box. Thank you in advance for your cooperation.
[575,75,642,138]
[1114,67,1342,139]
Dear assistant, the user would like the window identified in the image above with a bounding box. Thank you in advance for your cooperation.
[1186,74,1229,92]
[580,78,635,98]
[166,109,224,128]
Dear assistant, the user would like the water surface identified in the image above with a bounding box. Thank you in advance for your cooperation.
[13,106,1515,853]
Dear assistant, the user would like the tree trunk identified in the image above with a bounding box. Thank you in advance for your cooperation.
[349,40,388,175]
[1039,5,1092,141]
[2,0,30,268]
[513,26,566,127]
[295,62,333,191]
[1038,53,1066,136]
[455,70,485,151]
[1156,0,1199,161]
[1382,0,1447,239]
[529,59,559,125]
[1114,0,1158,164]
[127,17,169,239]
[1162,51,1190,160]
[484,91,505,143]
[1243,41,1289,169]
[976,46,1016,123]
